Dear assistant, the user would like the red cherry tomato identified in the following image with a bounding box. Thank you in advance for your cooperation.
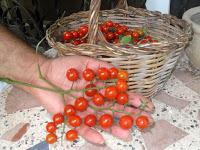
[92,93,105,106]
[66,68,79,81]
[84,114,97,127]
[109,67,118,79]
[85,84,97,97]
[104,86,118,100]
[71,31,79,39]
[116,92,128,105]
[105,21,114,27]
[46,122,57,133]
[124,30,132,36]
[139,39,148,45]
[66,129,78,141]
[99,114,113,128]
[78,31,85,38]
[121,25,128,32]
[116,79,128,92]
[106,32,115,41]
[80,38,87,44]
[113,38,119,44]
[64,104,76,116]
[63,31,73,41]
[68,115,82,127]
[117,70,129,81]
[116,27,125,35]
[119,115,133,129]
[132,31,139,39]
[113,23,121,28]
[74,97,88,112]
[144,35,152,42]
[97,67,110,80]
[136,115,149,129]
[83,68,95,81]
[53,113,64,125]
[72,39,81,45]
[100,25,109,33]
[46,133,57,144]
[79,25,88,35]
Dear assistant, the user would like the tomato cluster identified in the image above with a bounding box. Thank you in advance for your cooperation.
[63,25,88,45]
[45,67,149,144]
[62,21,158,46]
[100,21,158,45]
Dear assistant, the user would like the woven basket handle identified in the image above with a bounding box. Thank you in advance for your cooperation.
[88,0,128,44]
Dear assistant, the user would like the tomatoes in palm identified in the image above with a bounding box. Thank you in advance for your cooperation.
[68,115,82,127]
[116,80,128,92]
[117,70,128,81]
[119,115,133,129]
[83,68,95,81]
[105,86,118,100]
[46,122,56,133]
[74,97,88,112]
[136,115,149,129]
[116,92,128,105]
[109,67,118,79]
[92,93,104,106]
[53,113,64,125]
[85,84,97,97]
[66,129,78,141]
[99,114,113,128]
[84,114,97,127]
[46,133,57,144]
[66,68,79,81]
[64,104,76,116]
[97,67,110,80]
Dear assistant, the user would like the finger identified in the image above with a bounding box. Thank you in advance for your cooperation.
[128,92,155,112]
[77,124,105,145]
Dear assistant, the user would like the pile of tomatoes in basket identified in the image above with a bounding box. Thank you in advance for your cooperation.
[62,20,158,46]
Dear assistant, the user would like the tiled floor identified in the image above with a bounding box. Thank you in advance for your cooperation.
[0,50,200,150]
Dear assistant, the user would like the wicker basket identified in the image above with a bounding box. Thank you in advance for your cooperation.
[46,0,192,97]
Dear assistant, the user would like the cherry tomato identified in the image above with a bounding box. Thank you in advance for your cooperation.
[136,115,149,129]
[139,39,148,45]
[109,67,118,79]
[72,39,81,45]
[64,104,76,116]
[121,25,128,32]
[133,38,140,44]
[53,113,64,125]
[117,27,125,35]
[105,21,114,27]
[132,31,139,39]
[144,35,152,42]
[78,31,85,38]
[80,38,87,44]
[113,38,119,44]
[116,79,128,92]
[117,70,129,81]
[85,84,97,97]
[100,25,109,33]
[83,68,95,81]
[63,31,73,41]
[99,114,113,128]
[113,23,121,28]
[84,114,97,127]
[71,31,79,39]
[119,115,133,129]
[68,115,82,127]
[79,25,88,35]
[46,122,56,133]
[92,93,104,106]
[116,92,128,105]
[106,32,115,41]
[104,86,118,100]
[66,129,78,141]
[124,30,132,36]
[46,133,57,144]
[97,67,110,80]
[66,68,79,81]
[74,97,88,112]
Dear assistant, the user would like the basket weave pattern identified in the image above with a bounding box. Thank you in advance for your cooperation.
[46,0,192,97]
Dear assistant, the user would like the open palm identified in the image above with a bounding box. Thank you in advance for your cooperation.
[29,56,155,144]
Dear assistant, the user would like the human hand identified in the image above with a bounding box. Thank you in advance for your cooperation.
[27,56,155,144]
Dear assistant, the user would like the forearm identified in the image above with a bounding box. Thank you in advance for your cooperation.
[0,25,47,83]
